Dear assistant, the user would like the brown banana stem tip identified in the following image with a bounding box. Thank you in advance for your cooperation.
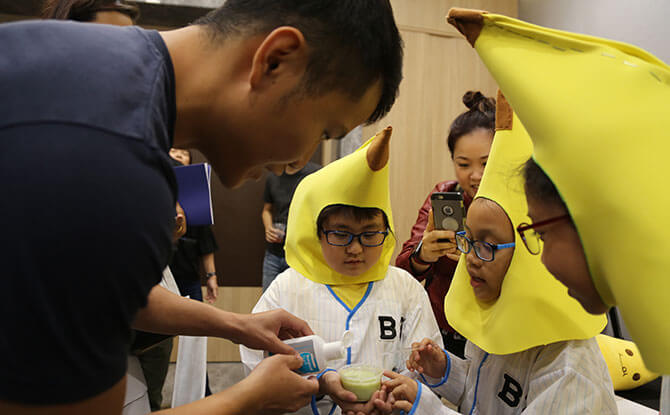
[495,90,513,131]
[446,8,487,47]
[366,126,392,171]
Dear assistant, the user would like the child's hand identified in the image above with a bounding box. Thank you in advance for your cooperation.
[370,383,397,415]
[382,370,417,413]
[341,390,387,415]
[406,338,447,379]
[320,371,386,415]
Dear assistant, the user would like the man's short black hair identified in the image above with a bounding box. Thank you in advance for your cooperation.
[194,0,403,124]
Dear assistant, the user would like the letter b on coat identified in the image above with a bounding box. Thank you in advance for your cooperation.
[498,373,523,407]
[378,316,396,339]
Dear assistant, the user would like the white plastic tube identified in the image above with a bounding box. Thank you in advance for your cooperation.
[661,375,670,415]
[171,335,207,407]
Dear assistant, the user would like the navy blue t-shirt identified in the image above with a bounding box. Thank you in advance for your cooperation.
[0,21,177,404]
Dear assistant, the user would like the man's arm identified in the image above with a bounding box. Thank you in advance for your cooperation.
[155,354,318,415]
[1,355,319,415]
[133,285,312,354]
[262,202,282,243]
[0,378,127,415]
[200,252,219,303]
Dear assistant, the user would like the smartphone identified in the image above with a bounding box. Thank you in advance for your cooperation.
[430,192,465,238]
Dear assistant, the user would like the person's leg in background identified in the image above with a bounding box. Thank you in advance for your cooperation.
[262,250,289,292]
[137,338,174,411]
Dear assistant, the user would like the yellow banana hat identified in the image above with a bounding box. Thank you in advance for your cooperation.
[596,334,659,391]
[447,8,670,372]
[285,127,395,285]
[444,93,606,355]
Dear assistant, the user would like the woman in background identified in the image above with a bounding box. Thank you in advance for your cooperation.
[396,91,495,358]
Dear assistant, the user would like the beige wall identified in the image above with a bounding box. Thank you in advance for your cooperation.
[202,0,517,362]
[519,0,670,64]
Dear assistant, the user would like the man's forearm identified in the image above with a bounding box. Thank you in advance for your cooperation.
[261,207,273,229]
[154,380,256,415]
[201,252,216,275]
[133,285,240,338]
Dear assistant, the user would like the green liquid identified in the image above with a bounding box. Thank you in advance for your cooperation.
[339,366,382,402]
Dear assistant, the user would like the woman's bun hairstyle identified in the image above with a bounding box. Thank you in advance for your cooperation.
[447,90,496,157]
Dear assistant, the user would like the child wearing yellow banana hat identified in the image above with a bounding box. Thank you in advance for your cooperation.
[240,127,443,415]
[446,7,670,378]
[379,95,616,415]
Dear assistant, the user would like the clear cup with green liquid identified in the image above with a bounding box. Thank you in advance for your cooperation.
[338,364,383,402]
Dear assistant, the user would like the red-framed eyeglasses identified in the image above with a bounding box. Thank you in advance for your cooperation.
[516,214,571,255]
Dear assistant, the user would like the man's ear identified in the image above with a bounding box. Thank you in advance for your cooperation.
[249,26,308,91]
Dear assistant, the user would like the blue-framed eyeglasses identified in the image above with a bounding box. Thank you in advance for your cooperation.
[321,229,389,247]
[455,231,515,262]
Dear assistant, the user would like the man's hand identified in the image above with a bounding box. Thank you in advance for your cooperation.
[152,354,318,415]
[204,275,218,304]
[231,309,314,355]
[241,354,319,414]
[419,209,460,262]
[406,338,447,379]
[265,225,283,243]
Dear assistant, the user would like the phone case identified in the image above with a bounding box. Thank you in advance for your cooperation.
[431,192,465,232]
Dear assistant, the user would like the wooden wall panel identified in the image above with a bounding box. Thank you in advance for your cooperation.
[170,287,262,362]
[204,286,263,361]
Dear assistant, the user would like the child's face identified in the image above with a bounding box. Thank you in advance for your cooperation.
[464,199,515,303]
[526,194,608,314]
[169,148,191,166]
[319,212,386,277]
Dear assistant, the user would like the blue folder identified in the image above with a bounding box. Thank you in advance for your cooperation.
[173,163,214,226]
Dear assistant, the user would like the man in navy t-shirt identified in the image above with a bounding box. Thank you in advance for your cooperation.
[0,0,403,413]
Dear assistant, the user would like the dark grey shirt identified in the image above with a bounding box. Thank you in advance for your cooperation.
[263,162,320,255]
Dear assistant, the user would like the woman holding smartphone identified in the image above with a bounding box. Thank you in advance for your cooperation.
[396,90,495,358]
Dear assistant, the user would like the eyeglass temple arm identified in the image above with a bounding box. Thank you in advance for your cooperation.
[517,214,571,232]
[495,242,516,249]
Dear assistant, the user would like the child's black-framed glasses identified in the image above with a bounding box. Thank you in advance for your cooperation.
[455,231,515,262]
[321,229,389,247]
